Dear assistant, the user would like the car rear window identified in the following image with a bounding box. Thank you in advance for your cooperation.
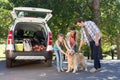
[16,11,46,18]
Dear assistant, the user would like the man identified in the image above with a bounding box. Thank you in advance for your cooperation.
[76,18,101,72]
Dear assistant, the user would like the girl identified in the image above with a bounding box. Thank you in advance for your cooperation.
[66,26,78,52]
[54,33,69,72]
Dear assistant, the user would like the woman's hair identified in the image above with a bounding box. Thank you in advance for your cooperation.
[69,26,76,40]
[69,26,76,30]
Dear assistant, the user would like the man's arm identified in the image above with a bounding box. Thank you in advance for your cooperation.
[78,29,84,53]
[90,21,100,46]
[95,33,100,46]
[78,39,84,53]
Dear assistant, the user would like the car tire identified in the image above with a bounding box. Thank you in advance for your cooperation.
[6,58,13,68]
[45,59,52,67]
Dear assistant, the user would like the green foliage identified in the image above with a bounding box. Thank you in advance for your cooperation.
[0,0,13,41]
[100,0,120,52]
[100,0,120,38]
[0,10,12,40]
[0,0,120,55]
[8,0,93,41]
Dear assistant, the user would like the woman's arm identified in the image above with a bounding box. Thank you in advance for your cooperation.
[63,40,70,51]
[75,30,79,42]
[65,33,72,49]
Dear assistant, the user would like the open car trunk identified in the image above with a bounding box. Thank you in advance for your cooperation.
[14,22,47,52]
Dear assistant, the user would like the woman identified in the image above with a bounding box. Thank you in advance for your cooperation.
[66,26,78,52]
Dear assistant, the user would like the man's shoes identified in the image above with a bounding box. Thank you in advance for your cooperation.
[90,68,102,73]
[97,68,102,71]
[90,68,97,73]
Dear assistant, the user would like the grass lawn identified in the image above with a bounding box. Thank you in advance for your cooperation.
[0,44,5,58]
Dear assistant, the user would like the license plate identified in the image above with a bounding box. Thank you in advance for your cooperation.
[15,56,45,60]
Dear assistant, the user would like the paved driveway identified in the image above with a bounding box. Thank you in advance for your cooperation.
[0,60,120,80]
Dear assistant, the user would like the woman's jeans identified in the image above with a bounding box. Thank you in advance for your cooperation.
[73,45,77,52]
[54,50,63,70]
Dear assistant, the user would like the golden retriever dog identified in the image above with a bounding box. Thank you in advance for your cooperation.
[66,50,87,73]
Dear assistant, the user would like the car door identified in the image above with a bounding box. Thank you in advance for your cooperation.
[11,7,52,22]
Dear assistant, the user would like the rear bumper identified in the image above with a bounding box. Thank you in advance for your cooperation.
[6,51,53,60]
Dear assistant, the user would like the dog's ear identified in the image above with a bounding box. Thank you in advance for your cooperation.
[78,52,82,54]
[71,50,75,54]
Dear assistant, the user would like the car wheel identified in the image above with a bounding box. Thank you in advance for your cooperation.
[45,59,52,67]
[6,58,13,68]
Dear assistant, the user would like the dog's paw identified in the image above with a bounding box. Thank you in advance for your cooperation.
[80,67,84,71]
[72,71,76,73]
[72,70,76,73]
[66,70,70,73]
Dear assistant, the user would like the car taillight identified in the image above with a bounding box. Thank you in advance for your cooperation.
[48,32,52,45]
[47,32,53,52]
[6,30,14,53]
[7,30,13,45]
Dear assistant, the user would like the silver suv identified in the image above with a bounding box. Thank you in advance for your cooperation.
[5,7,53,67]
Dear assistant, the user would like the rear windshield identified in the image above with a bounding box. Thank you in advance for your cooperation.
[16,11,46,18]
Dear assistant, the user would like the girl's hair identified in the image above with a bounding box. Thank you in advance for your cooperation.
[57,33,64,45]
[57,33,64,38]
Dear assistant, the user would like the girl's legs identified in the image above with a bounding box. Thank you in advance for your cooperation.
[58,50,64,71]
[55,50,61,72]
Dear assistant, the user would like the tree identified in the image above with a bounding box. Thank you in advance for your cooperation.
[8,0,93,40]
[0,0,13,41]
[92,0,100,26]
[100,0,120,59]
[1,0,120,59]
